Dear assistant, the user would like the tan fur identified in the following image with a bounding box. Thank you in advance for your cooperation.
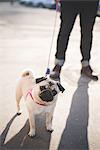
[16,70,60,137]
[21,70,33,77]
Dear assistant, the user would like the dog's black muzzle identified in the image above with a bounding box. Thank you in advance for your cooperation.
[39,86,57,102]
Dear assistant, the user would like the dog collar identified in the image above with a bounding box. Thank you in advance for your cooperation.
[26,89,47,106]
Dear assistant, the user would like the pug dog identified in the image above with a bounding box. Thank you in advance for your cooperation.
[16,70,65,137]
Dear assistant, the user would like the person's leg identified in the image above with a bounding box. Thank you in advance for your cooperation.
[50,2,77,81]
[79,1,99,80]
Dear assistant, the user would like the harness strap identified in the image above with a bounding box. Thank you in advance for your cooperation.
[26,89,47,106]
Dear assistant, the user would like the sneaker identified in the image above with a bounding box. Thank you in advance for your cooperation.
[81,65,98,81]
[50,64,62,81]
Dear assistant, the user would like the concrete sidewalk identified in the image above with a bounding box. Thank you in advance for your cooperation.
[0,2,100,150]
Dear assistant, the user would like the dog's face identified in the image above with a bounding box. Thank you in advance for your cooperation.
[33,77,65,103]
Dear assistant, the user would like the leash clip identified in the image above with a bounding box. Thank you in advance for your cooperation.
[45,68,50,76]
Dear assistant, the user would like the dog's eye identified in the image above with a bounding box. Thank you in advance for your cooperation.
[40,86,46,91]
[49,81,54,86]
[52,89,57,96]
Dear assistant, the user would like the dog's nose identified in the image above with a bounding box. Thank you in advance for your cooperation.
[40,86,46,91]
[39,90,53,102]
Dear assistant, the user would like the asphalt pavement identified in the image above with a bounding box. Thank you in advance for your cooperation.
[0,2,100,150]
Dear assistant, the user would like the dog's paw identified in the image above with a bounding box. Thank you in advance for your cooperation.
[28,131,35,138]
[17,110,22,116]
[17,112,21,115]
[47,129,54,133]
[46,126,54,133]
[46,125,54,133]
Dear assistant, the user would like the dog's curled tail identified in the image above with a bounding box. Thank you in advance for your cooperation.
[21,70,33,77]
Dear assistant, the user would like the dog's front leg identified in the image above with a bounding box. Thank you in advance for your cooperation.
[46,112,53,133]
[28,112,36,137]
[16,87,22,115]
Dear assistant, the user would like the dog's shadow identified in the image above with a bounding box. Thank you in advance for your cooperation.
[1,113,51,150]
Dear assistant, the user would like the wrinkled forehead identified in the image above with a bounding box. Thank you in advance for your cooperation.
[38,78,56,87]
[35,77,65,93]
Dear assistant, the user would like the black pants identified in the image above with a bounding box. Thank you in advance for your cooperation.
[55,1,99,63]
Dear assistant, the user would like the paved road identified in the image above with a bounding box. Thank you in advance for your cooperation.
[0,2,100,150]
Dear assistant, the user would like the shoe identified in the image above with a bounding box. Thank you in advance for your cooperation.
[50,64,62,81]
[81,65,98,81]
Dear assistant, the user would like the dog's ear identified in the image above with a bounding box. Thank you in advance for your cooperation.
[36,77,47,84]
[57,83,65,93]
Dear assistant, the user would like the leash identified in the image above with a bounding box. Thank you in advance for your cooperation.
[45,3,59,77]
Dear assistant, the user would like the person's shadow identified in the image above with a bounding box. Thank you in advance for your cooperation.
[1,113,51,150]
[58,75,91,150]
